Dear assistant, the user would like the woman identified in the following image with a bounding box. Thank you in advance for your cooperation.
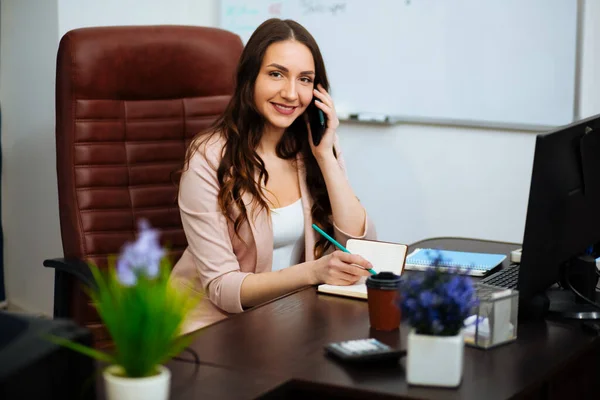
[171,18,377,333]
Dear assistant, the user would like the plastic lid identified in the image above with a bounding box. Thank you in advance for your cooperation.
[365,272,401,290]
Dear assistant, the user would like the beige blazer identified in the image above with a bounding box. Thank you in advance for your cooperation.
[171,135,376,333]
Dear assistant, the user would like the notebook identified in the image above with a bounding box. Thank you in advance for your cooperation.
[317,239,408,300]
[405,248,506,277]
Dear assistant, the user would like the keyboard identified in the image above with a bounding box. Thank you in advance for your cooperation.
[480,263,520,290]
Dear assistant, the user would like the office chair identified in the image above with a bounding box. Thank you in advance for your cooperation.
[45,25,243,348]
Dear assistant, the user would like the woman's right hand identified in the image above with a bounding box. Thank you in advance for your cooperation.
[310,251,373,286]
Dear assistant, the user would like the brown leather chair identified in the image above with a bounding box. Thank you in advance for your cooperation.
[44,25,243,348]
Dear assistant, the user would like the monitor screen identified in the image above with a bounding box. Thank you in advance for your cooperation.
[518,114,600,306]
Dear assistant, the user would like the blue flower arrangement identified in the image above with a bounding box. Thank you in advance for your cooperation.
[50,220,200,378]
[398,250,478,336]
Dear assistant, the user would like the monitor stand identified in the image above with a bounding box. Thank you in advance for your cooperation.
[547,289,600,320]
[547,255,600,320]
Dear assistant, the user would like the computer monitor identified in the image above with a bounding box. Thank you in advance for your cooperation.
[518,113,600,319]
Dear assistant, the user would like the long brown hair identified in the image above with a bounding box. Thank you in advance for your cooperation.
[184,18,335,259]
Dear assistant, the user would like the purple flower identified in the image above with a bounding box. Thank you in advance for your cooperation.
[116,219,165,286]
[419,291,434,308]
[397,249,478,336]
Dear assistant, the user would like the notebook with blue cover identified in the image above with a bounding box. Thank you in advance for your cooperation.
[405,248,506,277]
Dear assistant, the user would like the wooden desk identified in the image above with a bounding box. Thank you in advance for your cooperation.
[180,238,600,399]
[95,360,286,400]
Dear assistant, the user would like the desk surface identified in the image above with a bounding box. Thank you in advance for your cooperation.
[177,238,600,399]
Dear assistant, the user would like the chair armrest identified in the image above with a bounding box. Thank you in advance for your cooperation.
[43,258,97,290]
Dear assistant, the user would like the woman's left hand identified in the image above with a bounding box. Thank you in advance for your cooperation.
[307,83,339,161]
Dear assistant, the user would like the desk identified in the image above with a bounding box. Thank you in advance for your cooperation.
[171,238,600,399]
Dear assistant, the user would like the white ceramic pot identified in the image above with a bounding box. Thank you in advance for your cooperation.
[406,328,464,387]
[103,364,171,400]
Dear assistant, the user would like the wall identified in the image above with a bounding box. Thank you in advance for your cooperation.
[1,0,599,315]
[0,0,217,315]
[1,0,60,315]
[342,0,600,245]
[580,0,600,118]
[57,0,217,36]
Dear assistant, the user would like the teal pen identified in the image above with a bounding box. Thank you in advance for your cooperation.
[311,223,376,275]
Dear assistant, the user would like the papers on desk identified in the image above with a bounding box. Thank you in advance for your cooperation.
[463,316,515,347]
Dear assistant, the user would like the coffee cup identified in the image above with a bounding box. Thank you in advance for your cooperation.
[366,272,402,331]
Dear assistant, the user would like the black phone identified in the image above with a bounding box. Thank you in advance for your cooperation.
[308,100,326,146]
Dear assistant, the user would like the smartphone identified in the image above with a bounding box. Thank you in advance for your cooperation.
[308,100,326,146]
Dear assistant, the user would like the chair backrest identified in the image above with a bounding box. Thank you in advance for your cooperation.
[55,25,243,347]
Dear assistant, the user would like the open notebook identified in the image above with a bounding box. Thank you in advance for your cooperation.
[317,239,408,300]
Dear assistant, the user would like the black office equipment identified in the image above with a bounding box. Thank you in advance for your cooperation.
[0,311,95,399]
[308,102,326,147]
[324,338,405,364]
[482,113,600,319]
[481,263,520,290]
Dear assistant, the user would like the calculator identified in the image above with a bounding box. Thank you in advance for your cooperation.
[324,338,405,364]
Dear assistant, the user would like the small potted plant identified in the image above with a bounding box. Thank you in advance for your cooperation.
[50,220,199,400]
[398,251,478,387]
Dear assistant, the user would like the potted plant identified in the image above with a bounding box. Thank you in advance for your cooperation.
[398,251,478,387]
[49,220,199,400]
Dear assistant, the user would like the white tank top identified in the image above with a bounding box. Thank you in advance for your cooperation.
[271,198,305,271]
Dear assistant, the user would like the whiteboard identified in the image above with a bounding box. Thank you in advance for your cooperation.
[220,0,579,129]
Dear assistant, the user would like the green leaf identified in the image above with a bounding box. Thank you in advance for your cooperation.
[58,250,204,378]
[45,334,116,364]
[160,332,198,365]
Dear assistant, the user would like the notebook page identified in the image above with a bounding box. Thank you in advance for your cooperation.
[346,239,408,274]
[317,240,408,299]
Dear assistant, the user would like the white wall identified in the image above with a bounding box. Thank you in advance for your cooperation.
[1,0,60,315]
[580,0,600,119]
[57,0,218,37]
[1,0,599,315]
[341,123,534,244]
[0,0,217,315]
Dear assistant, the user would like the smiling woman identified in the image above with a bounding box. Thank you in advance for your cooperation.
[170,18,377,333]
[254,41,316,134]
